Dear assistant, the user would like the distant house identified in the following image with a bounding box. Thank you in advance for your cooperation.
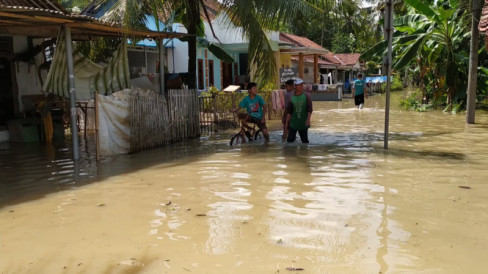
[334,53,365,83]
[82,0,364,92]
[278,33,365,86]
[279,32,332,84]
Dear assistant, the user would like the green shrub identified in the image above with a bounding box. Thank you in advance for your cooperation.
[200,88,246,113]
[399,89,432,112]
[443,101,464,114]
[381,77,403,92]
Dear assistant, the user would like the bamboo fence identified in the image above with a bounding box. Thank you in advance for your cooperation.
[199,91,280,133]
[129,88,200,153]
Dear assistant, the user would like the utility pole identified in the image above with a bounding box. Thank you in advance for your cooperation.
[466,0,483,124]
[383,0,394,149]
[64,26,79,160]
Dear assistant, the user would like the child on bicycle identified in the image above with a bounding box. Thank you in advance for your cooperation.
[233,82,270,142]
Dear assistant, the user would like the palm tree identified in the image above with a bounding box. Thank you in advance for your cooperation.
[91,0,323,88]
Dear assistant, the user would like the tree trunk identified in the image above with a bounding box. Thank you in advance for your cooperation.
[186,0,199,90]
[466,0,483,123]
[403,68,406,86]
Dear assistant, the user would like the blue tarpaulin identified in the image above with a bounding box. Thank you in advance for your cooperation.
[129,16,177,48]
[365,76,391,83]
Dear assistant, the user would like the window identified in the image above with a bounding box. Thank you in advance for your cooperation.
[198,59,204,89]
[208,60,214,86]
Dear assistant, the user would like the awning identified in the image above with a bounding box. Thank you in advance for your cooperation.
[0,1,187,40]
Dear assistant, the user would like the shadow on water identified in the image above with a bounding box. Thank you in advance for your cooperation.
[1,127,468,208]
[0,133,228,208]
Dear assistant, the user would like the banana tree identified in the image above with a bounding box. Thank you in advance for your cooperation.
[361,0,470,106]
[92,0,323,88]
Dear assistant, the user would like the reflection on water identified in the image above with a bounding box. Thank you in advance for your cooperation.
[1,90,488,273]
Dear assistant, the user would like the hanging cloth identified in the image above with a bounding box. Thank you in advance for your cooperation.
[43,28,130,100]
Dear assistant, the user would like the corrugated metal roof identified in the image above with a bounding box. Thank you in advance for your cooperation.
[0,0,187,40]
[0,0,66,13]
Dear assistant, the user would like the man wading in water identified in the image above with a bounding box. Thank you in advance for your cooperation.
[284,78,313,143]
[352,73,368,109]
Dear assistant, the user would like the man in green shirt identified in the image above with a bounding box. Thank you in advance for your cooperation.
[284,78,313,143]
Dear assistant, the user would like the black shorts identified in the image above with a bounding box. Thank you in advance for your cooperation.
[354,94,364,106]
[238,113,267,131]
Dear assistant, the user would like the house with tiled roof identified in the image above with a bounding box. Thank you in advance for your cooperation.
[279,33,364,87]
[333,53,365,86]
[335,53,363,69]
[278,32,329,84]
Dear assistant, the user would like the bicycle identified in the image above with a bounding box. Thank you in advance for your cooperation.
[230,113,264,146]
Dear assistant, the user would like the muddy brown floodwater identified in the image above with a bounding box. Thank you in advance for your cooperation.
[1,90,488,273]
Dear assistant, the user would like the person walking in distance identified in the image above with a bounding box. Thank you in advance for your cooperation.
[352,73,368,109]
[284,78,313,143]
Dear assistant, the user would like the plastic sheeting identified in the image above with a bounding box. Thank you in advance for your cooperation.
[96,90,132,156]
[43,29,130,100]
[96,88,162,156]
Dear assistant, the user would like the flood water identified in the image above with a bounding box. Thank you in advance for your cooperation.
[1,90,488,273]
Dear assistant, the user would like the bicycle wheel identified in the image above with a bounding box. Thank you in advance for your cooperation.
[254,130,263,141]
[230,133,246,146]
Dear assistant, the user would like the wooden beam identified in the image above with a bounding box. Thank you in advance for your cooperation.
[0,19,30,25]
[0,12,188,40]
[314,54,318,84]
[280,48,328,55]
[298,53,304,79]
[68,22,185,39]
[0,26,59,37]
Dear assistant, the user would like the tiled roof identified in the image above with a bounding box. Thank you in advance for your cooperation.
[202,0,221,22]
[334,53,361,66]
[321,52,341,65]
[479,0,488,33]
[291,55,330,65]
[280,32,325,50]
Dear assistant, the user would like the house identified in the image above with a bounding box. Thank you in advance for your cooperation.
[0,0,183,145]
[334,53,364,86]
[278,32,329,85]
[81,0,364,93]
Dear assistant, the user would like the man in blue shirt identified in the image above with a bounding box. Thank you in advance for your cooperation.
[353,73,368,109]
[234,82,270,141]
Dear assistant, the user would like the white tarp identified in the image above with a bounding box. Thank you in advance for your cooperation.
[96,90,132,155]
[96,88,161,156]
